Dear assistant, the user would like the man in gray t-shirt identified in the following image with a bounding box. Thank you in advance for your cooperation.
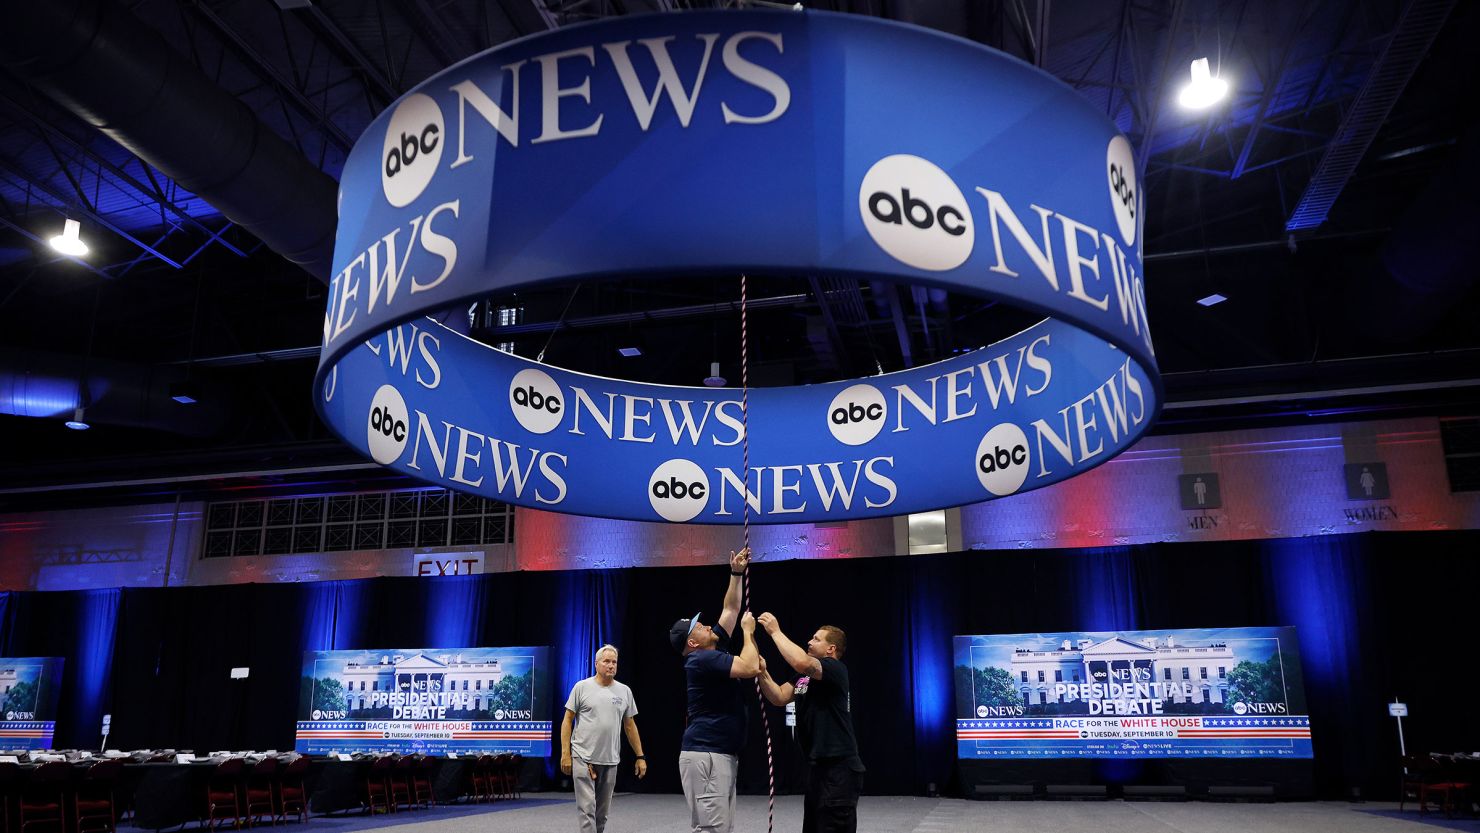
[561,644,646,833]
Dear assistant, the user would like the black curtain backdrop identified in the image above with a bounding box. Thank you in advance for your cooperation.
[2,530,1476,800]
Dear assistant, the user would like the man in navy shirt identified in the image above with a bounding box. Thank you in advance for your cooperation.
[668,548,760,833]
[755,614,864,833]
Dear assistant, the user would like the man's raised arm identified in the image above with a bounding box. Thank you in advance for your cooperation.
[758,612,822,678]
[716,547,750,634]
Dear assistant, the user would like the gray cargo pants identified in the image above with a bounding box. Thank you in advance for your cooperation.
[678,750,738,833]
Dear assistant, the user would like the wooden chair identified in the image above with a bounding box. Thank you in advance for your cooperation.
[203,758,246,830]
[388,755,413,810]
[243,757,278,827]
[74,758,125,833]
[1401,754,1470,817]
[489,754,512,800]
[410,755,435,808]
[18,761,70,833]
[275,757,309,824]
[503,754,523,800]
[362,756,394,815]
[469,756,495,803]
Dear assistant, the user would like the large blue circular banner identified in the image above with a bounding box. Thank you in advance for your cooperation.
[316,10,1160,525]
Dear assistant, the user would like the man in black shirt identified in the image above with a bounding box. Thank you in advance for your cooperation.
[755,613,864,833]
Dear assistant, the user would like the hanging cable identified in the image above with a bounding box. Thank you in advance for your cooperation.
[737,271,775,833]
[535,283,582,363]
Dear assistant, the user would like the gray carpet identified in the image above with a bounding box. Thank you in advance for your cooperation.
[314,795,1476,832]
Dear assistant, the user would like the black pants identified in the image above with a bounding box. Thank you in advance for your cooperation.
[802,756,864,833]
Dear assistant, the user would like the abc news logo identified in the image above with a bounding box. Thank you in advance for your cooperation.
[382,93,445,208]
[1106,135,1138,247]
[975,422,1030,497]
[367,385,411,465]
[833,401,882,423]
[858,155,975,272]
[649,458,709,523]
[1108,163,1134,219]
[385,123,440,179]
[370,404,407,441]
[865,189,967,236]
[512,384,560,412]
[508,368,563,434]
[827,383,886,446]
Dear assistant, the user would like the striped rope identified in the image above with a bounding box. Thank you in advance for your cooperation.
[738,271,774,833]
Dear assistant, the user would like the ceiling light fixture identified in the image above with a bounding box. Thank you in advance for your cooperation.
[65,406,91,430]
[49,218,89,257]
[703,362,727,387]
[1177,58,1229,110]
[1198,293,1228,307]
[617,346,642,357]
[169,381,201,404]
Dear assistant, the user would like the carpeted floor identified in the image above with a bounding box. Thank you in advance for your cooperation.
[257,795,1478,833]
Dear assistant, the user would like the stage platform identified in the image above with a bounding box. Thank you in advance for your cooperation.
[294,795,1471,833]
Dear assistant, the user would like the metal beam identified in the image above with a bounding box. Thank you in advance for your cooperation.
[0,156,185,269]
[0,91,247,256]
[883,283,914,369]
[1231,2,1319,179]
[502,0,559,35]
[301,5,399,104]
[1286,0,1457,231]
[398,0,466,68]
[1134,0,1184,176]
[187,1,354,152]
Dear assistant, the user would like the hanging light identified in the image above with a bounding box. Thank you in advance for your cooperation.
[1177,58,1229,110]
[49,218,89,257]
[65,406,91,430]
[703,362,727,387]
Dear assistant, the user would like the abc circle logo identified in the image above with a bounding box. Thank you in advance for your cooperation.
[975,422,1030,496]
[509,368,563,434]
[1233,702,1248,715]
[367,384,410,465]
[649,458,710,523]
[975,705,988,718]
[494,709,506,721]
[859,154,975,272]
[1106,135,1138,247]
[382,93,444,208]
[827,383,886,446]
[311,710,323,721]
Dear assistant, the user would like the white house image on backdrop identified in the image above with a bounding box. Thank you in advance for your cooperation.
[337,653,506,711]
[1009,636,1236,706]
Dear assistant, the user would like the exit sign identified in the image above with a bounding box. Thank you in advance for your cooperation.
[414,552,484,576]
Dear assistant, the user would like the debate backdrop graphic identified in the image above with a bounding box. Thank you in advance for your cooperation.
[954,627,1312,759]
[296,647,551,756]
[0,657,64,749]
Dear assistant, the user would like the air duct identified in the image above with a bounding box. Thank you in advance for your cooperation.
[0,349,232,436]
[0,0,338,280]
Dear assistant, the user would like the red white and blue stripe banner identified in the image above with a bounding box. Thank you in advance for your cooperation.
[294,719,552,754]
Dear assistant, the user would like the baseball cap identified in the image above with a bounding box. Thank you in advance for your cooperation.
[668,612,701,654]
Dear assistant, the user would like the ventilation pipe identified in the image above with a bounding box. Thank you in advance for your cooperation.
[0,349,232,436]
[0,0,339,280]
